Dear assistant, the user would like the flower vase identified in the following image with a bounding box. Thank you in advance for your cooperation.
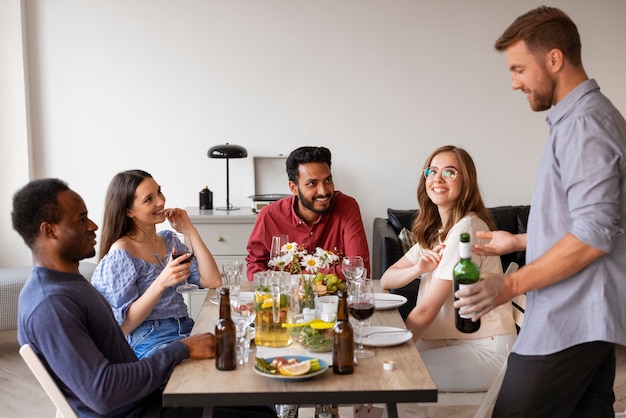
[300,275,316,309]
[299,275,316,321]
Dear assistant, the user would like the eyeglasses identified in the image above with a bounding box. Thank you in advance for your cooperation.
[423,167,459,182]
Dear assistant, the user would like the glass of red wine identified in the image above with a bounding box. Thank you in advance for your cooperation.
[173,233,198,294]
[348,277,375,358]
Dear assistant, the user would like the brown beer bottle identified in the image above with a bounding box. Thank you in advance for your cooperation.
[332,290,354,374]
[215,287,236,370]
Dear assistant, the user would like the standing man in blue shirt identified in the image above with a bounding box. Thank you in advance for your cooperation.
[455,6,626,417]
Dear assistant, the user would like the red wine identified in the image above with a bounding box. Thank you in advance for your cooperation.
[348,302,375,321]
[172,251,194,263]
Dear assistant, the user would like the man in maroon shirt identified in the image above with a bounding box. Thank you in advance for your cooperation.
[246,146,370,281]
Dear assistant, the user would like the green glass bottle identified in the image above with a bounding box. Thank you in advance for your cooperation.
[453,232,481,333]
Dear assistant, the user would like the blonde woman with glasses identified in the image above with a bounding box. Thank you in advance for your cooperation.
[381,145,516,392]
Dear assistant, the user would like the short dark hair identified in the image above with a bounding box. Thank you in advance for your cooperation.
[495,6,582,67]
[12,178,69,248]
[285,146,332,183]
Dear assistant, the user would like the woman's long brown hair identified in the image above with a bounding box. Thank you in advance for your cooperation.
[98,170,153,260]
[412,145,495,249]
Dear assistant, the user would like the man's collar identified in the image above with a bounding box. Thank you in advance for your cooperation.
[547,79,599,126]
[291,196,325,226]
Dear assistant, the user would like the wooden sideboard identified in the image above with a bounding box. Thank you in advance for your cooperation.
[184,207,257,319]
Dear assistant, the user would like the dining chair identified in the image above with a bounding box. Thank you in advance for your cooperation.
[417,263,523,418]
[19,344,77,418]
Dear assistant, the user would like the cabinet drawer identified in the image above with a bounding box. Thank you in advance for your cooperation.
[195,223,253,256]
[183,290,209,321]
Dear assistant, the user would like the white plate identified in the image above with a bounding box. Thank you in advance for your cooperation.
[253,356,329,381]
[354,326,413,347]
[374,293,408,310]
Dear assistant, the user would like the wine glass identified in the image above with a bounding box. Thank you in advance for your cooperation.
[231,292,256,364]
[342,256,365,286]
[348,277,375,359]
[174,233,198,294]
[270,234,289,261]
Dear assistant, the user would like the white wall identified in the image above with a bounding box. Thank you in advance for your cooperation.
[1,0,625,267]
[0,0,31,266]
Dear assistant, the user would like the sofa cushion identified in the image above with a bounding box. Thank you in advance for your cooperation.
[387,208,418,234]
[398,228,417,253]
[488,206,519,233]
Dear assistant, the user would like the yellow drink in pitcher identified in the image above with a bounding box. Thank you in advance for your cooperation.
[255,308,292,347]
[253,271,293,347]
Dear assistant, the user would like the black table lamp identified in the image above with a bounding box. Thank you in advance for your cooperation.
[208,143,248,210]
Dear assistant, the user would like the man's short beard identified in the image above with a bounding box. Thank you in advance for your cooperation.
[531,67,556,112]
[297,189,333,214]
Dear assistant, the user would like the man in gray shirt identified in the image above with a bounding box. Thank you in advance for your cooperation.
[455,6,626,417]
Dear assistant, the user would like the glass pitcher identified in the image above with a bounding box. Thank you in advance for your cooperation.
[253,271,293,347]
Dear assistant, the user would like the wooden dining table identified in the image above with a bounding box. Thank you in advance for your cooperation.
[163,281,437,418]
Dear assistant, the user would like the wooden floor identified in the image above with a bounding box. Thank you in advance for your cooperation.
[1,329,625,417]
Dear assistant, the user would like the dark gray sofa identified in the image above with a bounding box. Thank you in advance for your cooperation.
[372,205,530,320]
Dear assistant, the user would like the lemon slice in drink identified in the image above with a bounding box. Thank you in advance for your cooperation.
[279,360,311,376]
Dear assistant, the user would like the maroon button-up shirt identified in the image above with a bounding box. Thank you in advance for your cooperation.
[245,191,370,281]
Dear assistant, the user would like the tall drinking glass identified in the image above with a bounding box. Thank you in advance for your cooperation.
[209,260,243,305]
[348,277,375,359]
[222,261,243,303]
[231,292,256,364]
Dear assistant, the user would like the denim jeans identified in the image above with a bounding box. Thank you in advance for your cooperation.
[128,316,194,359]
